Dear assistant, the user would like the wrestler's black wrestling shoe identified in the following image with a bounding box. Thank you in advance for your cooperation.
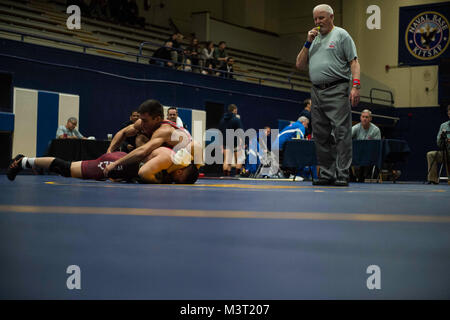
[7,154,25,181]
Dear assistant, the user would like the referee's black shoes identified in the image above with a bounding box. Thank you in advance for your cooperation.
[334,179,349,187]
[312,178,349,186]
[312,178,334,186]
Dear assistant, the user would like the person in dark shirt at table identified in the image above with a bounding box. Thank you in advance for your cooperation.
[56,117,85,139]
[120,110,140,153]
[299,98,312,137]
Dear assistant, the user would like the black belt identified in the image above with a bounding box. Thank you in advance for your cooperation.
[313,78,349,90]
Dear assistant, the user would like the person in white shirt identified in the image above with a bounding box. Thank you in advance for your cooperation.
[56,117,85,139]
[167,107,184,128]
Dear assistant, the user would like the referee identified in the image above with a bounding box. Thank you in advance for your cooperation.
[296,4,360,186]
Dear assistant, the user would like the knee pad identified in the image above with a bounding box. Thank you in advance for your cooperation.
[49,158,72,177]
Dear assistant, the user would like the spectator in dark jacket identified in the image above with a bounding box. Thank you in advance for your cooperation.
[167,32,183,65]
[299,98,312,136]
[185,38,201,72]
[219,57,235,79]
[150,41,174,68]
[219,104,244,176]
[214,41,228,69]
[202,41,215,69]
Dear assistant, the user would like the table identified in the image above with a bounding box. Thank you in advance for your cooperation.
[282,139,410,169]
[382,139,411,163]
[282,140,317,168]
[47,139,110,161]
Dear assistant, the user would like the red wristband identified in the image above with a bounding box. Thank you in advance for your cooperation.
[353,79,360,85]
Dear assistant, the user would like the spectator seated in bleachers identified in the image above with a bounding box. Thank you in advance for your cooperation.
[202,41,216,69]
[167,32,184,66]
[185,38,201,72]
[219,57,235,79]
[214,41,228,69]
[150,41,174,68]
[201,61,218,76]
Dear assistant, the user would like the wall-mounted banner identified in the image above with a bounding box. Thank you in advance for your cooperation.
[398,2,450,66]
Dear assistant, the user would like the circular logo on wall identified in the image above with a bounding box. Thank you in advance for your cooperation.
[405,11,449,60]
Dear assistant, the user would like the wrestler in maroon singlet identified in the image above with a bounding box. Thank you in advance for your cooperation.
[81,152,140,180]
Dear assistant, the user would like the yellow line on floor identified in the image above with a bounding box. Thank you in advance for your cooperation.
[194,183,312,189]
[0,205,449,223]
[44,181,447,193]
[44,181,307,190]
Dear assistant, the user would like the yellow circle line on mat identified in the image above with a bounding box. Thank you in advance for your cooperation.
[0,205,449,223]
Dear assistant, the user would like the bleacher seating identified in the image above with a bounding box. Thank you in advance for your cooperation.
[0,0,312,91]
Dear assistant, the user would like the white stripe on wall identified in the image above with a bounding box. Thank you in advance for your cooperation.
[12,88,38,158]
[163,106,170,118]
[191,109,206,149]
[58,94,80,128]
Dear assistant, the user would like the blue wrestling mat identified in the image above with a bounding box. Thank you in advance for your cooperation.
[0,175,449,299]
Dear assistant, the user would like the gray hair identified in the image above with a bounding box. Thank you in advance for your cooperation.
[298,116,309,124]
[361,109,372,116]
[68,117,78,123]
[313,4,334,15]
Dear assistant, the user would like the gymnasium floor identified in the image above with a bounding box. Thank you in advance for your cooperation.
[0,175,449,299]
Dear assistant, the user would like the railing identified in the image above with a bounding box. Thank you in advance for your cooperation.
[351,110,400,122]
[0,27,310,90]
[138,41,311,89]
[369,88,395,105]
[0,27,396,104]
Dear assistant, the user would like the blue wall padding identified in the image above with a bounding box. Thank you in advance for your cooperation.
[177,107,192,133]
[0,112,14,132]
[278,119,291,131]
[36,91,59,157]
